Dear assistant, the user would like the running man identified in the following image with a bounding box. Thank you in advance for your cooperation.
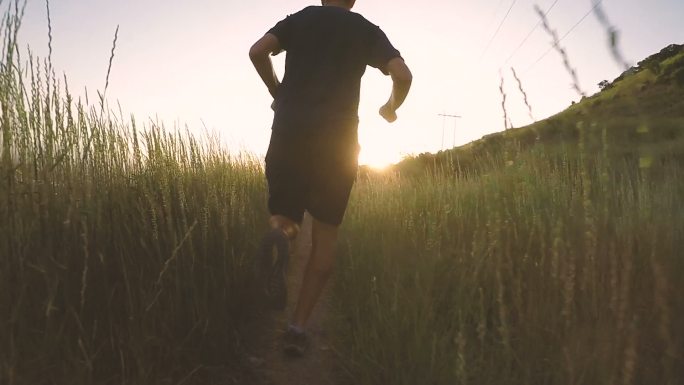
[249,0,412,356]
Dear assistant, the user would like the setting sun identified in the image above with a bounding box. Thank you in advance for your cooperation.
[358,144,400,170]
[357,124,405,169]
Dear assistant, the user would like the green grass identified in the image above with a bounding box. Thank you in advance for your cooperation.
[335,147,683,384]
[332,44,684,385]
[2,5,683,385]
[1,9,269,384]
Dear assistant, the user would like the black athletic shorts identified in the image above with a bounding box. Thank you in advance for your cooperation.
[265,121,360,226]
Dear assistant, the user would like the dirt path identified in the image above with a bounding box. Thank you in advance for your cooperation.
[250,214,341,385]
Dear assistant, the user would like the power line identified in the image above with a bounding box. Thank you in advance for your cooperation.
[504,0,561,65]
[485,0,507,30]
[438,113,462,149]
[525,0,603,74]
[479,0,518,61]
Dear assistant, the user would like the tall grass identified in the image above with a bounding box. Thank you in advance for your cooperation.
[334,145,683,384]
[1,6,267,384]
[338,33,683,384]
[3,2,683,385]
[355,20,684,381]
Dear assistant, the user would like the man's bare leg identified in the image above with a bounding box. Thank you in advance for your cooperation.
[258,214,300,311]
[290,217,338,329]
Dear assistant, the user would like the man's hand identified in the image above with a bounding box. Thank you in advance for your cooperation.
[380,58,412,123]
[268,82,280,99]
[379,103,397,123]
[269,82,280,111]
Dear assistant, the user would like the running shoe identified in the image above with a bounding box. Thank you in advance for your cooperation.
[282,325,309,357]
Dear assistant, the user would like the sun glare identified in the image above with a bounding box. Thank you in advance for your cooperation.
[356,123,405,170]
[363,159,391,171]
[358,142,401,170]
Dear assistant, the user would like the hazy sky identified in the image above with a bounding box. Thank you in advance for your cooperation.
[13,0,684,167]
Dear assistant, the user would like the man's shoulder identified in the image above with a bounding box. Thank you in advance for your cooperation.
[347,11,384,34]
[349,10,373,24]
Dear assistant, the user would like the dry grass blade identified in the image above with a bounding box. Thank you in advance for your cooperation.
[499,71,510,130]
[505,0,560,64]
[534,4,585,97]
[45,0,52,67]
[511,67,535,122]
[592,0,631,71]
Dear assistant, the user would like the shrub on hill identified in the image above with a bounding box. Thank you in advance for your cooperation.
[608,43,683,87]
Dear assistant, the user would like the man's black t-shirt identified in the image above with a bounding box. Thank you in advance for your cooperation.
[267,6,401,132]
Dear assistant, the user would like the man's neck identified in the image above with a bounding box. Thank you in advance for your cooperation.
[323,2,351,10]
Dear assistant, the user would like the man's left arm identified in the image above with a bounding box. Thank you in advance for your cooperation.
[249,33,282,98]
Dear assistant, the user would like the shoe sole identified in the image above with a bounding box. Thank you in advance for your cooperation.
[283,343,306,358]
[283,330,309,358]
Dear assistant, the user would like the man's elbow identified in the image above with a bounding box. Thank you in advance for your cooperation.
[387,58,413,84]
[397,68,413,85]
[249,41,271,62]
[250,34,281,61]
[393,67,413,86]
[248,45,262,61]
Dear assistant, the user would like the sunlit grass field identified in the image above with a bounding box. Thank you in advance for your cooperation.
[333,48,684,384]
[2,6,683,385]
[1,10,269,383]
[337,149,683,384]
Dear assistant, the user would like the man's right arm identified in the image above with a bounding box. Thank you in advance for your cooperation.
[379,57,413,123]
[249,33,282,99]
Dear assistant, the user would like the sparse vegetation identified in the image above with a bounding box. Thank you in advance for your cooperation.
[394,45,684,179]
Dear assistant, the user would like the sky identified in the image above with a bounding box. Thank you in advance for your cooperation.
[11,0,684,167]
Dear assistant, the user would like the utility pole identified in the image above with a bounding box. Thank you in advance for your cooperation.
[438,113,462,150]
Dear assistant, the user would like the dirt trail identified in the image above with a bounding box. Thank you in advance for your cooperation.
[251,214,341,385]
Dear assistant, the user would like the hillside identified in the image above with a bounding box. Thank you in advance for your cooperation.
[392,43,684,177]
